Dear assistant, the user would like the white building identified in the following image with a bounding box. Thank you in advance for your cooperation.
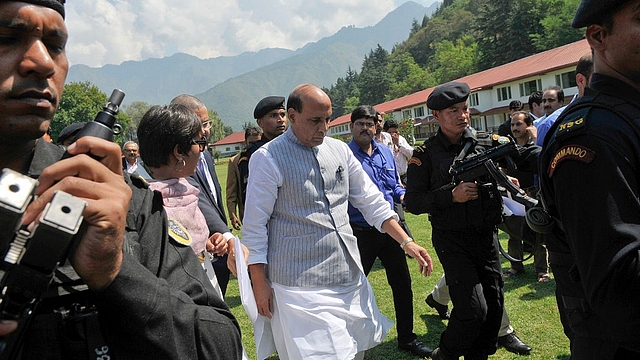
[329,39,590,142]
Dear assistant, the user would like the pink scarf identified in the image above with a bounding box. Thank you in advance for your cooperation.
[148,178,208,254]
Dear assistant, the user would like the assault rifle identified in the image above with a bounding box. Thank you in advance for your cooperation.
[448,138,538,209]
[0,89,125,359]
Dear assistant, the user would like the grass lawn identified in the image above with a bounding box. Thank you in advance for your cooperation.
[214,159,570,360]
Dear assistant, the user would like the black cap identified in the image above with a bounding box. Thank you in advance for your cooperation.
[254,96,285,119]
[5,0,66,18]
[572,0,629,28]
[57,122,85,144]
[509,100,523,110]
[426,81,470,111]
[244,126,261,140]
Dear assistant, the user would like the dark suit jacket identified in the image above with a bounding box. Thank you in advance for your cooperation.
[187,151,229,235]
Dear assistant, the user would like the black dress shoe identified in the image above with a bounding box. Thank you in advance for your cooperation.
[498,332,532,355]
[398,339,433,358]
[425,294,450,319]
[430,347,455,360]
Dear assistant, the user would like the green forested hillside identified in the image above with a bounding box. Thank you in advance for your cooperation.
[325,0,583,119]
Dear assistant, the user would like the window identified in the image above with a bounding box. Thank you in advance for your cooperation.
[556,71,577,89]
[469,93,479,107]
[497,86,512,101]
[235,146,240,150]
[402,110,412,120]
[225,147,230,152]
[519,79,542,97]
[414,107,425,118]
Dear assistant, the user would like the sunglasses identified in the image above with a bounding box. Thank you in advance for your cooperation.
[191,138,208,152]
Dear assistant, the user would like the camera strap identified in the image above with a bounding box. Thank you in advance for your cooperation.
[85,312,112,360]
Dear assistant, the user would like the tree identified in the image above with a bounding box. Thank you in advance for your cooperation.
[52,81,131,145]
[401,2,475,68]
[409,19,421,37]
[386,53,436,100]
[242,122,257,130]
[324,67,359,118]
[475,0,515,69]
[421,14,429,28]
[531,0,583,51]
[208,110,227,143]
[343,96,361,116]
[398,118,416,145]
[122,101,152,142]
[475,0,546,70]
[357,45,391,106]
[431,36,478,83]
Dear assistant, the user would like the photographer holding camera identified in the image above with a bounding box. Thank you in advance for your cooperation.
[0,1,242,359]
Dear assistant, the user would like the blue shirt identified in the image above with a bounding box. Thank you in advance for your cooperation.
[347,139,404,227]
[536,106,567,147]
[536,94,578,147]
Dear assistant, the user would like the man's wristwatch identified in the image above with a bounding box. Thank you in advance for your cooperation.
[400,237,414,250]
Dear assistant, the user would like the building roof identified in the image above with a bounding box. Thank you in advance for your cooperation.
[212,131,244,146]
[330,39,590,127]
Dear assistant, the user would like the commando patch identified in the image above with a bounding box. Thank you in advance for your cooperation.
[548,145,595,177]
[556,116,586,138]
[408,157,422,167]
[492,134,511,144]
[167,218,192,247]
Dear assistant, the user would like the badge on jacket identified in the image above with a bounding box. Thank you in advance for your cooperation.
[168,218,192,247]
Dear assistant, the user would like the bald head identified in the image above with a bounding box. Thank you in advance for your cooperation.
[287,84,331,113]
[170,94,210,139]
[286,84,332,148]
[170,94,204,110]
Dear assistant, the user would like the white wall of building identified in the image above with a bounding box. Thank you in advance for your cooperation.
[212,143,243,157]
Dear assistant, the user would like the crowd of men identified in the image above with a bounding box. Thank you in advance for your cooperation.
[1,0,639,359]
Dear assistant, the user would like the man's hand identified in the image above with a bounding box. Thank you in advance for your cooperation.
[226,239,249,276]
[230,212,242,230]
[0,320,18,336]
[507,175,520,188]
[404,241,433,276]
[391,132,400,146]
[452,181,478,203]
[22,137,131,291]
[248,264,274,318]
[526,126,537,141]
[207,232,228,256]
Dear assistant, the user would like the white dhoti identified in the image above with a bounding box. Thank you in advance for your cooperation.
[269,273,392,360]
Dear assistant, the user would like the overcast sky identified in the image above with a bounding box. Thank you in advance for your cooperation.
[65,0,439,68]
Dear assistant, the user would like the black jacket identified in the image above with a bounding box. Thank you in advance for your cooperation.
[540,73,640,352]
[19,140,242,359]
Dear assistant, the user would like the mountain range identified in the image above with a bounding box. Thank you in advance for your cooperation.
[67,1,440,131]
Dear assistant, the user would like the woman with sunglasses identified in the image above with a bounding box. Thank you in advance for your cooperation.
[137,104,227,297]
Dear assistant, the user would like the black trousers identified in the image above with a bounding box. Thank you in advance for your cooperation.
[352,224,417,344]
[547,249,635,360]
[212,253,230,296]
[432,227,504,359]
